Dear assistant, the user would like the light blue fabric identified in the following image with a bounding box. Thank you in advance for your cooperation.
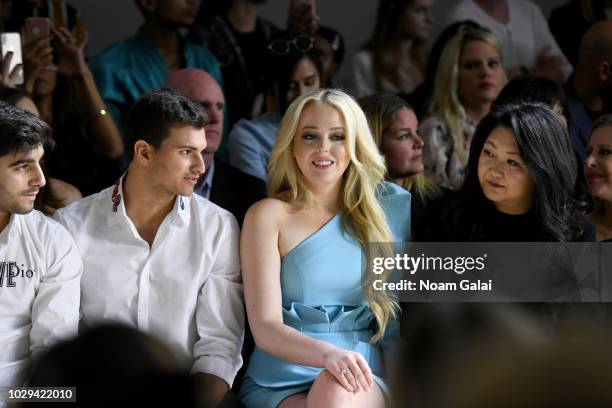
[228,110,282,181]
[239,182,411,408]
[91,30,224,162]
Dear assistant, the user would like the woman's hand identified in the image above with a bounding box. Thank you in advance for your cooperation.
[22,36,53,92]
[323,348,374,393]
[0,51,23,87]
[53,26,89,76]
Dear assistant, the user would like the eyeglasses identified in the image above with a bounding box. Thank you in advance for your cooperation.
[267,35,314,56]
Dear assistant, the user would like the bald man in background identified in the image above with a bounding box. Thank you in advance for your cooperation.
[165,69,265,225]
[566,21,612,161]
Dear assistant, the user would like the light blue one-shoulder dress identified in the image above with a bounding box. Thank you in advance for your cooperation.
[239,183,411,408]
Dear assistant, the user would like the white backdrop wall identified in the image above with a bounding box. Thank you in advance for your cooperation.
[71,0,569,87]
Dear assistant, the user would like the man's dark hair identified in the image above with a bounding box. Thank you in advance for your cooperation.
[0,86,34,106]
[0,101,54,157]
[124,89,207,159]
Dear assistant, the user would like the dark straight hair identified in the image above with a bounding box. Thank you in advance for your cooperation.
[0,101,54,157]
[463,102,582,242]
[124,89,207,159]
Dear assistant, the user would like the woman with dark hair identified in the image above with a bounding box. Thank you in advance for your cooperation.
[493,76,595,213]
[585,114,612,242]
[352,0,434,97]
[422,102,594,243]
[24,26,123,196]
[359,93,442,238]
[229,31,322,182]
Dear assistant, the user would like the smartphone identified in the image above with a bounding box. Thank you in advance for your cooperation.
[0,33,24,85]
[25,17,51,44]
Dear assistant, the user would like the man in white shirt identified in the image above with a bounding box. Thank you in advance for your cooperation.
[0,103,81,402]
[443,0,572,82]
[54,90,244,405]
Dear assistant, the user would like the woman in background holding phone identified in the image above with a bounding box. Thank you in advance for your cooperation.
[20,19,124,196]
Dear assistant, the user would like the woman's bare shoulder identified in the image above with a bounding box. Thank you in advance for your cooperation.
[245,195,296,226]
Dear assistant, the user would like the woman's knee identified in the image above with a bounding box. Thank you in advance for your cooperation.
[306,370,353,407]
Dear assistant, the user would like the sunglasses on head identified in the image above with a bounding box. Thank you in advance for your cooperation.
[268,34,314,56]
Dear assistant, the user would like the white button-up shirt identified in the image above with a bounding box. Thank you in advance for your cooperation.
[54,179,244,386]
[0,211,81,393]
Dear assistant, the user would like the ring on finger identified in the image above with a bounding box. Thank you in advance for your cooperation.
[339,367,351,376]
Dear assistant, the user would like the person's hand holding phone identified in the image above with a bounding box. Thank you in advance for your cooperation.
[21,18,54,95]
[53,26,89,76]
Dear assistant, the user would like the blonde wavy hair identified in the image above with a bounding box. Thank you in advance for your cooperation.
[359,93,439,201]
[426,25,504,162]
[268,89,398,342]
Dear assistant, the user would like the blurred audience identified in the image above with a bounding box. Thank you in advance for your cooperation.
[352,0,434,97]
[30,324,214,407]
[393,303,547,408]
[6,0,84,35]
[549,0,612,67]
[229,31,322,182]
[165,68,266,225]
[444,0,572,82]
[360,93,443,239]
[26,25,123,196]
[566,20,612,162]
[402,20,482,119]
[585,114,612,241]
[313,25,345,87]
[495,75,568,126]
[420,24,505,190]
[91,0,222,158]
[189,0,278,129]
[438,329,612,407]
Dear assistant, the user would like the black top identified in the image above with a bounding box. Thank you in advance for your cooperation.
[189,16,278,127]
[420,191,596,243]
[549,1,608,67]
[209,160,266,226]
[410,185,448,241]
[46,115,121,197]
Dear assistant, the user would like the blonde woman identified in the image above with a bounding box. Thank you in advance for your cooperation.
[360,93,442,239]
[239,89,410,407]
[420,24,505,190]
